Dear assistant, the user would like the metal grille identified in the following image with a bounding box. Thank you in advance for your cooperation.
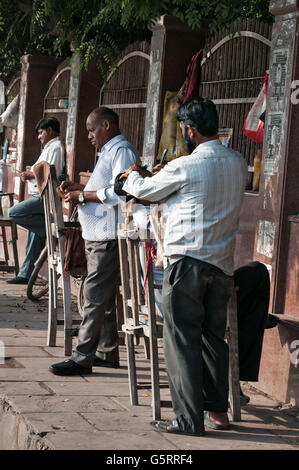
[4,76,21,150]
[199,19,272,166]
[100,41,150,155]
[44,60,71,142]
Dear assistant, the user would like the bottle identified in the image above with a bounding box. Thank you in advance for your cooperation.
[2,195,11,217]
[252,149,262,191]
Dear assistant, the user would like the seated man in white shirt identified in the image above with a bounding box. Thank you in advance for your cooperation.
[7,117,64,284]
[49,107,138,376]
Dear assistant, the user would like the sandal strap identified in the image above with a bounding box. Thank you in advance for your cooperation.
[151,418,180,433]
[169,418,180,432]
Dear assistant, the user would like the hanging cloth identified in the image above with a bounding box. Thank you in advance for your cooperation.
[183,50,203,103]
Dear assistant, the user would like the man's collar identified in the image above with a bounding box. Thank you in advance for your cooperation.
[192,138,222,153]
[43,136,60,150]
[102,134,124,152]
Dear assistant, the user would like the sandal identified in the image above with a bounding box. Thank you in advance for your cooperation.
[150,417,205,436]
[204,411,230,430]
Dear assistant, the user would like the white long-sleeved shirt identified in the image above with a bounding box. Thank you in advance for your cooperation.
[28,136,64,196]
[123,139,247,275]
[78,134,138,241]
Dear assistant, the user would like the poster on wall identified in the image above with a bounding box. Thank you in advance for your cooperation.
[218,128,233,148]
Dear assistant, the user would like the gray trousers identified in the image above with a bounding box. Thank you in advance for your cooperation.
[8,195,46,279]
[162,256,233,433]
[72,240,120,367]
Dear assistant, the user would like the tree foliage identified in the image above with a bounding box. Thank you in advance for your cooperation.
[0,0,69,84]
[0,0,273,85]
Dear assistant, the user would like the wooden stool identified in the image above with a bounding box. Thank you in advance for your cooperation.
[38,165,80,355]
[118,215,162,420]
[0,192,19,275]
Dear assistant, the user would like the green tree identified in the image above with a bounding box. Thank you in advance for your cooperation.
[0,0,69,84]
[0,0,273,85]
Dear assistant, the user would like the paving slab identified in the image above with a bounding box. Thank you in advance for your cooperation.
[44,381,132,396]
[0,381,52,396]
[43,429,179,450]
[0,336,61,346]
[0,272,299,451]
[22,411,96,433]
[4,347,51,358]
[5,395,128,414]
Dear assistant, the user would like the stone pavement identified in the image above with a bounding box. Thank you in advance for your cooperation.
[0,272,299,451]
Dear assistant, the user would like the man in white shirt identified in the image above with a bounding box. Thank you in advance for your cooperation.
[121,98,247,436]
[7,117,64,284]
[49,107,138,376]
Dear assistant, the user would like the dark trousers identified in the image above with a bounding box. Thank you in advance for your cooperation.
[162,257,233,433]
[234,261,270,381]
[72,240,120,368]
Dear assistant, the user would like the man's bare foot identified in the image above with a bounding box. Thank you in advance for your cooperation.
[209,411,230,428]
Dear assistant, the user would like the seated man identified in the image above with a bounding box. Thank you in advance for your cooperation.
[7,117,64,284]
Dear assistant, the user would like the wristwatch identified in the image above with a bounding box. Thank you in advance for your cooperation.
[78,191,85,205]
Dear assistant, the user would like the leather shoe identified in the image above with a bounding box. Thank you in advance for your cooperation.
[93,357,119,368]
[6,276,28,285]
[49,359,92,376]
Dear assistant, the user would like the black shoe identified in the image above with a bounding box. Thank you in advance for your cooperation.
[6,276,29,285]
[49,359,92,376]
[265,314,280,329]
[93,357,120,368]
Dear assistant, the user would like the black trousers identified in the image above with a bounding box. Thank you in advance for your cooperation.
[234,261,270,381]
[162,257,233,433]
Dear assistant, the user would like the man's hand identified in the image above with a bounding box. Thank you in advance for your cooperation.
[64,190,82,205]
[119,164,152,180]
[59,181,84,194]
[151,163,166,175]
[20,170,35,182]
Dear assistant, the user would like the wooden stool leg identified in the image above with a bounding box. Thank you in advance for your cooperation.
[2,226,9,264]
[126,333,139,405]
[44,191,57,347]
[47,263,57,347]
[227,290,241,421]
[118,237,138,405]
[143,336,150,360]
[62,273,73,356]
[11,223,19,275]
[142,244,161,421]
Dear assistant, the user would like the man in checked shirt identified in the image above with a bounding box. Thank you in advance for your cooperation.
[121,97,247,436]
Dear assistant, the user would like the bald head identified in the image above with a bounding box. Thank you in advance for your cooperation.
[89,107,119,127]
[86,107,120,150]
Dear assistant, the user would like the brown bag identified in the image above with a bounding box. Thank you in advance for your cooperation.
[64,228,87,278]
[157,90,187,162]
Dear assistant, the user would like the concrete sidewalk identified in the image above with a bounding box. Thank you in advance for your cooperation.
[0,272,298,451]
